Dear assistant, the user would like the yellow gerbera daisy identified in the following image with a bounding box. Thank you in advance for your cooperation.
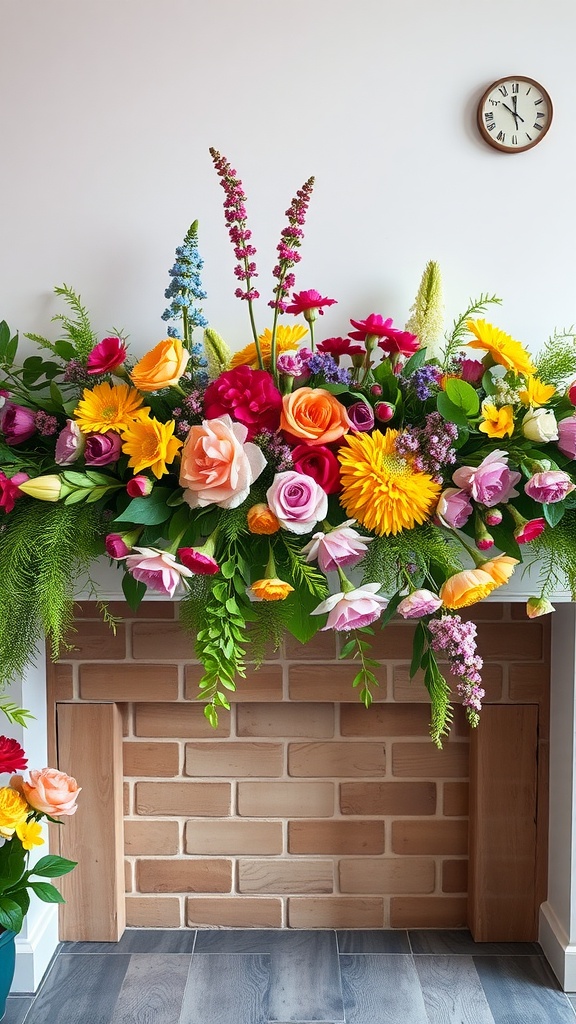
[466,319,537,376]
[519,375,556,407]
[337,429,442,536]
[230,324,309,369]
[478,401,514,438]
[74,382,148,434]
[121,416,183,479]
[16,819,45,851]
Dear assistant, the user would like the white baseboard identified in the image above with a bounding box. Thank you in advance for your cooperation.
[539,901,576,992]
[11,906,59,994]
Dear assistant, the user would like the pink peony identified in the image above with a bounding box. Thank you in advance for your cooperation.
[436,488,473,529]
[0,471,29,514]
[452,450,521,508]
[514,517,546,544]
[87,336,128,375]
[180,415,266,510]
[177,547,220,575]
[311,583,388,631]
[397,589,443,619]
[291,443,341,495]
[203,366,283,439]
[301,520,372,572]
[125,546,194,597]
[126,475,153,498]
[266,470,328,535]
[55,419,85,465]
[84,430,122,466]
[557,416,576,459]
[0,403,36,446]
[524,471,576,504]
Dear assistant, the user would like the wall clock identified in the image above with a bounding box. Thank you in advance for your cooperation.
[477,77,553,153]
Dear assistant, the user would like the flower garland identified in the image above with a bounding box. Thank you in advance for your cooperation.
[2,149,576,745]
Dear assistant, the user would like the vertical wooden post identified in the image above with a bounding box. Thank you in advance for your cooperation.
[56,703,126,941]
[468,704,539,941]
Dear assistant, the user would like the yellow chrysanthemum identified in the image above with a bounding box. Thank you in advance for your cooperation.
[478,402,514,439]
[466,319,537,376]
[0,786,28,838]
[74,382,148,434]
[121,416,183,479]
[16,819,44,851]
[230,324,309,369]
[337,429,442,536]
[519,375,556,407]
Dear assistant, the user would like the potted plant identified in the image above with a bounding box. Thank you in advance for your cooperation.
[0,735,79,1019]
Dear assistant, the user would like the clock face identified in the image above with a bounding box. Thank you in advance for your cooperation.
[477,77,553,152]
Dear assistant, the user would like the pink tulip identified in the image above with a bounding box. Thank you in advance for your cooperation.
[0,403,36,446]
[84,431,122,466]
[55,419,85,465]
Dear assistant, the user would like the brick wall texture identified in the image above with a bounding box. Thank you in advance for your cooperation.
[52,600,549,930]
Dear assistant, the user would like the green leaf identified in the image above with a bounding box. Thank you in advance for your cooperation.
[31,855,77,878]
[54,340,77,361]
[436,391,470,427]
[0,897,24,933]
[379,590,403,629]
[121,572,146,612]
[339,639,357,660]
[445,377,480,416]
[488,522,523,561]
[220,559,236,579]
[544,500,567,528]
[319,383,349,395]
[114,488,172,526]
[0,835,26,883]
[282,588,324,644]
[0,320,11,359]
[28,881,65,903]
[410,622,427,679]
[482,370,497,396]
[402,347,428,375]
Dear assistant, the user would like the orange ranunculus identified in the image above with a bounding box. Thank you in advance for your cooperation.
[11,768,80,817]
[480,555,519,586]
[130,338,189,392]
[247,503,281,535]
[248,577,295,601]
[439,568,498,609]
[0,786,29,837]
[280,387,351,446]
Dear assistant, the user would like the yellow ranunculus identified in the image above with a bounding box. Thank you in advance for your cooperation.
[0,786,29,837]
[519,375,556,407]
[478,402,514,439]
[16,819,44,850]
[130,339,189,392]
[248,577,295,601]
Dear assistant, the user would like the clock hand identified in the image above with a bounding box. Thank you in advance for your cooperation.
[511,95,525,124]
[501,102,523,131]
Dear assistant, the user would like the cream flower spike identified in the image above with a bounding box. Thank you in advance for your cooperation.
[405,260,444,359]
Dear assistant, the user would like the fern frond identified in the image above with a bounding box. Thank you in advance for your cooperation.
[441,293,502,368]
[361,524,462,592]
[51,284,97,358]
[535,328,576,387]
[530,510,576,597]
[280,536,329,598]
[248,604,286,667]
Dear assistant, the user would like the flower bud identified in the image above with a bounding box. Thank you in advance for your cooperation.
[17,475,62,502]
[177,547,220,575]
[526,596,555,619]
[374,401,395,423]
[105,534,132,559]
[126,475,153,498]
[568,380,576,406]
[369,384,383,397]
[484,508,503,527]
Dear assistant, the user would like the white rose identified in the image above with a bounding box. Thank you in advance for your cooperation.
[521,407,558,443]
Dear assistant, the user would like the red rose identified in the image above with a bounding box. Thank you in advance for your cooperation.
[291,443,341,494]
[0,735,28,774]
[203,366,282,439]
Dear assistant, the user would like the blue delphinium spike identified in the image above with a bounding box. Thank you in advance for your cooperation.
[162,221,209,355]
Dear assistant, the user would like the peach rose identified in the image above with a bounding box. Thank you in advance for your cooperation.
[0,786,29,837]
[248,577,295,601]
[130,338,189,392]
[179,415,266,510]
[480,555,519,586]
[439,568,498,609]
[11,768,80,817]
[280,387,351,446]
[247,503,281,535]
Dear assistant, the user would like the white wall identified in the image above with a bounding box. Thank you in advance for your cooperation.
[1,0,575,357]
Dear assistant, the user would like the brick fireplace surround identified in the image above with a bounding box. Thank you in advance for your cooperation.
[46,599,549,942]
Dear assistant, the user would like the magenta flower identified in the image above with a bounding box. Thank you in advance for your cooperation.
[317,337,364,358]
[452,450,521,508]
[311,583,388,631]
[203,366,283,439]
[266,470,328,535]
[0,736,28,774]
[126,475,153,498]
[269,177,315,312]
[0,403,36,446]
[557,416,576,459]
[105,534,133,559]
[459,358,485,385]
[84,431,122,466]
[436,488,473,529]
[347,401,375,432]
[515,517,546,544]
[374,401,395,423]
[569,380,576,406]
[291,444,341,495]
[125,547,194,597]
[0,471,29,514]
[302,520,372,573]
[349,314,394,343]
[524,471,575,504]
[210,148,260,303]
[285,290,337,320]
[55,419,85,465]
[87,336,128,375]
[348,315,419,357]
[484,508,503,527]
[276,353,306,377]
[397,589,443,619]
[177,547,220,575]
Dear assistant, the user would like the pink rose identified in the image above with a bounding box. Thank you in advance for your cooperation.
[84,430,122,466]
[87,336,128,375]
[126,475,153,497]
[436,488,473,529]
[11,767,80,816]
[177,547,219,575]
[105,533,132,558]
[266,470,328,534]
[311,583,388,630]
[302,520,372,572]
[55,419,85,465]
[558,416,576,459]
[180,415,266,510]
[0,471,29,514]
[291,444,341,495]
[397,589,443,619]
[524,471,575,504]
[0,403,36,446]
[347,401,375,432]
[203,366,283,439]
[452,450,521,507]
[125,546,194,597]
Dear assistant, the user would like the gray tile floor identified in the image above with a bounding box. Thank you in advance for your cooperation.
[4,929,576,1024]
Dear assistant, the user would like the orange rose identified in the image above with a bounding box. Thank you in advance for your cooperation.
[130,339,189,392]
[439,568,497,609]
[12,768,80,817]
[247,503,281,535]
[480,555,519,586]
[280,387,351,446]
[248,577,294,601]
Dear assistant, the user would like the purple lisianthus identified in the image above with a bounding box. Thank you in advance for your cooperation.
[436,488,473,529]
[54,419,85,465]
[311,583,388,631]
[0,403,36,446]
[452,450,521,508]
[347,400,374,432]
[84,430,122,466]
[524,471,575,504]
